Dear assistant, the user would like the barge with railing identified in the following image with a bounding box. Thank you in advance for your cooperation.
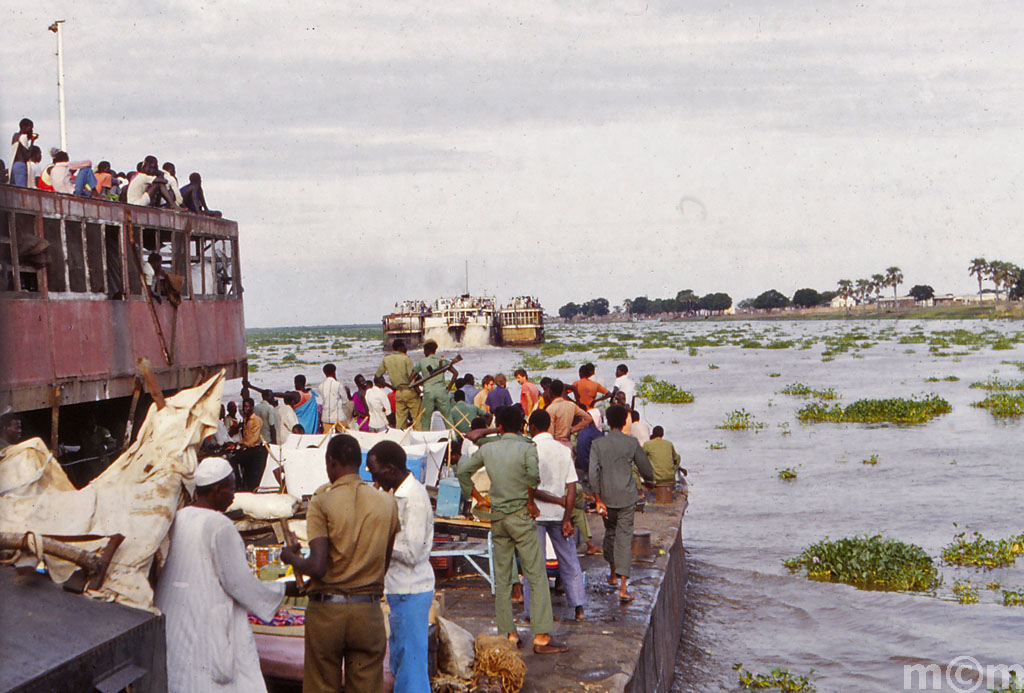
[382,294,544,349]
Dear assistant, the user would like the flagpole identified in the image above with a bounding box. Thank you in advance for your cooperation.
[49,20,67,151]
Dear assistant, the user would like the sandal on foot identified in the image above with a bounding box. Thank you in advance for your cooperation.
[533,639,569,654]
[619,592,634,603]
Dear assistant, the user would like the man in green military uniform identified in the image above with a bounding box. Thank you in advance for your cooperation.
[642,426,682,483]
[412,340,455,431]
[457,406,569,654]
[376,339,421,429]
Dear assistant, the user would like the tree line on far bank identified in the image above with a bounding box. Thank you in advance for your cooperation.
[558,290,733,318]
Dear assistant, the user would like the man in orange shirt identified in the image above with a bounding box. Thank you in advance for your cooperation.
[571,363,608,409]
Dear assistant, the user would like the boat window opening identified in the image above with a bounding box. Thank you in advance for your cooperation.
[86,223,105,294]
[214,239,233,296]
[104,225,124,299]
[0,212,13,292]
[127,228,142,296]
[43,217,66,292]
[65,220,88,293]
[171,230,188,298]
[190,235,208,296]
[13,213,40,293]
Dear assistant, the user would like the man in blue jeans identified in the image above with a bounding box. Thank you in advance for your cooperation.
[367,440,434,692]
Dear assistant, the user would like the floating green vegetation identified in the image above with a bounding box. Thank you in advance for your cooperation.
[768,372,781,378]
[718,409,766,431]
[989,672,1024,692]
[778,467,798,480]
[708,363,720,370]
[552,359,573,370]
[636,376,694,404]
[708,441,726,450]
[862,454,879,465]
[517,352,551,372]
[1003,589,1024,607]
[952,579,979,604]
[969,378,1024,391]
[331,341,352,350]
[971,393,1024,418]
[795,395,951,425]
[688,346,698,357]
[282,353,298,363]
[597,346,629,360]
[779,383,840,400]
[924,375,960,382]
[784,535,939,592]
[1001,360,1024,371]
[942,530,1024,569]
[733,664,815,692]
[539,341,567,356]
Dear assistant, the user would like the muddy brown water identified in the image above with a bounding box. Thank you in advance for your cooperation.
[249,319,1024,692]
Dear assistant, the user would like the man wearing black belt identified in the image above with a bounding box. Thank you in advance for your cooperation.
[281,434,400,693]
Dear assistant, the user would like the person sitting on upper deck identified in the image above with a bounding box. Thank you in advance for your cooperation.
[127,155,181,209]
[50,150,100,197]
[94,161,115,198]
[162,162,184,207]
[180,172,222,217]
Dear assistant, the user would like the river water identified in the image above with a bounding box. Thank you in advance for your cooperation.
[247,318,1024,692]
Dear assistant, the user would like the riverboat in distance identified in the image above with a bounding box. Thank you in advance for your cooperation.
[382,294,544,349]
[0,185,247,484]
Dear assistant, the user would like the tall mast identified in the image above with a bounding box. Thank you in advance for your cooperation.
[465,260,469,294]
[49,20,67,151]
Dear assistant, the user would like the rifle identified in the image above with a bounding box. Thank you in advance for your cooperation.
[407,354,463,393]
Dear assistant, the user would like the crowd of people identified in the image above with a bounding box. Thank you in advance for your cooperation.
[4,117,219,216]
[182,339,682,689]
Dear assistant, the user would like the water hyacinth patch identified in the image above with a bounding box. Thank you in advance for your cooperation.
[795,395,951,425]
[708,440,726,450]
[861,454,879,465]
[733,664,815,692]
[784,535,939,592]
[924,375,960,382]
[778,467,798,480]
[971,393,1024,418]
[636,375,695,404]
[1002,589,1024,607]
[779,383,840,400]
[941,530,1024,569]
[968,378,1024,391]
[717,409,766,430]
[952,579,979,604]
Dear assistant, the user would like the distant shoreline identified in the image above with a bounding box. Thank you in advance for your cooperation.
[553,303,1024,324]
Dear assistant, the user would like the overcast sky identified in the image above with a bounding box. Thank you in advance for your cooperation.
[3,1,1022,326]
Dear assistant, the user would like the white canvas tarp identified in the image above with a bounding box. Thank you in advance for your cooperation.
[0,372,224,610]
[260,428,452,496]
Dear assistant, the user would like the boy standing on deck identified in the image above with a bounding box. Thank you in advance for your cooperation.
[590,404,654,602]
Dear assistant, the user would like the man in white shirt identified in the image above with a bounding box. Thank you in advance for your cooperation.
[613,364,636,409]
[629,410,651,446]
[155,457,285,692]
[317,363,348,433]
[521,409,587,622]
[276,392,300,443]
[367,440,434,693]
[366,376,392,432]
[162,161,185,206]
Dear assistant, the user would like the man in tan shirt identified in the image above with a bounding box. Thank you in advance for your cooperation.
[544,380,591,445]
[282,434,400,693]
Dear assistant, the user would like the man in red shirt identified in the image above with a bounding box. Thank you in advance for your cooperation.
[571,363,608,409]
[515,368,540,414]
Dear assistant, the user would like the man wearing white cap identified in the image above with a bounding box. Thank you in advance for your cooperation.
[155,457,285,692]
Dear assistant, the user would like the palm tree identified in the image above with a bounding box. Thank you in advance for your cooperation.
[885,266,904,316]
[856,278,873,312]
[969,258,988,302]
[836,279,853,316]
[871,273,886,316]
[992,262,1020,303]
